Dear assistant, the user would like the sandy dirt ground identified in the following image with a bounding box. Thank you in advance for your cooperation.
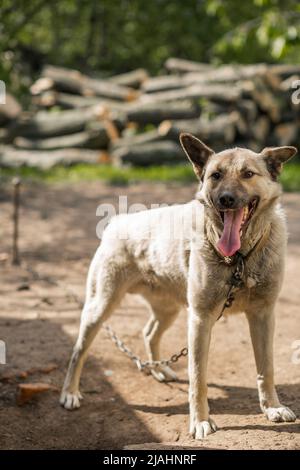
[0,180,299,450]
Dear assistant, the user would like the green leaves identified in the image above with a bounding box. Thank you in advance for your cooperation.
[1,0,300,92]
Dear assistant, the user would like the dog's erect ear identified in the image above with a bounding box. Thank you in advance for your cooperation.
[261,146,297,180]
[179,133,214,179]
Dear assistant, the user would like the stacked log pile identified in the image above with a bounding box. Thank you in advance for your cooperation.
[1,59,300,168]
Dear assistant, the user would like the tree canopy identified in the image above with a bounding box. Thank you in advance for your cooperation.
[1,0,300,94]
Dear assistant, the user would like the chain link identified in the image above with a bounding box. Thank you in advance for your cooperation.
[25,263,243,376]
[24,265,188,374]
[104,324,188,374]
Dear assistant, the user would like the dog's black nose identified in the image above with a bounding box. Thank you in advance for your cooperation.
[219,192,236,209]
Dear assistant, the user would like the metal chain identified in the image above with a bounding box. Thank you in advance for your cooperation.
[104,258,245,372]
[25,261,244,375]
[24,265,188,374]
[216,254,245,320]
[104,324,188,374]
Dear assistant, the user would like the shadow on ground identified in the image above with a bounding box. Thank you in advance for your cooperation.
[0,316,157,449]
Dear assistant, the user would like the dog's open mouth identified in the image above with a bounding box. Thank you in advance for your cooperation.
[217,197,259,257]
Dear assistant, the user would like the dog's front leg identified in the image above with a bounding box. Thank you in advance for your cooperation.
[246,306,296,423]
[188,309,217,439]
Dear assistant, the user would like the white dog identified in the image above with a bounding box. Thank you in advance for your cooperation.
[61,134,297,439]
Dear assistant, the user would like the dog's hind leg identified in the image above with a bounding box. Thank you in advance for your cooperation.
[60,252,129,410]
[60,297,118,410]
[143,298,180,382]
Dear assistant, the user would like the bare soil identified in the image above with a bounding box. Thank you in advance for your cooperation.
[0,180,299,450]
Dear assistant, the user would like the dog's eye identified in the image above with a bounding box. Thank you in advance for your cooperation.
[243,171,254,179]
[211,172,222,180]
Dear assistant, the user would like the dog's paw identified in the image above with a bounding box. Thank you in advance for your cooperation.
[150,365,178,382]
[190,418,217,439]
[60,390,83,410]
[264,405,296,422]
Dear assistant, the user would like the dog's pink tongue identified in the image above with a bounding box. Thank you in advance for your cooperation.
[217,209,244,257]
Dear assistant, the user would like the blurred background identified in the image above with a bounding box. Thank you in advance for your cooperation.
[0,0,300,187]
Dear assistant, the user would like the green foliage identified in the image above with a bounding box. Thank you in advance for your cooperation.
[279,163,300,192]
[209,0,300,63]
[1,0,300,95]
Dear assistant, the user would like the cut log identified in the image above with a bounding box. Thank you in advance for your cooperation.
[251,115,270,143]
[269,64,300,79]
[263,70,282,91]
[198,101,229,118]
[242,77,282,122]
[7,107,99,139]
[30,65,84,95]
[31,65,139,101]
[0,128,9,142]
[33,91,127,111]
[0,146,109,169]
[111,129,166,151]
[109,69,148,88]
[138,83,241,105]
[14,127,110,150]
[141,76,186,94]
[164,58,270,80]
[83,77,139,101]
[164,58,214,74]
[198,99,257,124]
[0,93,22,126]
[273,122,299,146]
[191,64,268,83]
[87,114,124,136]
[236,99,258,122]
[113,141,184,166]
[158,113,240,146]
[6,105,125,140]
[33,91,102,109]
[125,100,200,125]
[280,75,300,92]
[144,65,269,93]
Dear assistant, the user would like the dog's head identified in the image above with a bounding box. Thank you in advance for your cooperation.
[180,133,297,257]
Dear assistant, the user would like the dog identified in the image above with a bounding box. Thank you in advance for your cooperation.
[60,133,297,439]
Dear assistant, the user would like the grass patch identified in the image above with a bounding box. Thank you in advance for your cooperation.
[279,163,300,192]
[0,162,300,190]
[0,164,196,185]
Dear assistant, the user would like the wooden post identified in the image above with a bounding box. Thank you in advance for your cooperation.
[12,177,21,266]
